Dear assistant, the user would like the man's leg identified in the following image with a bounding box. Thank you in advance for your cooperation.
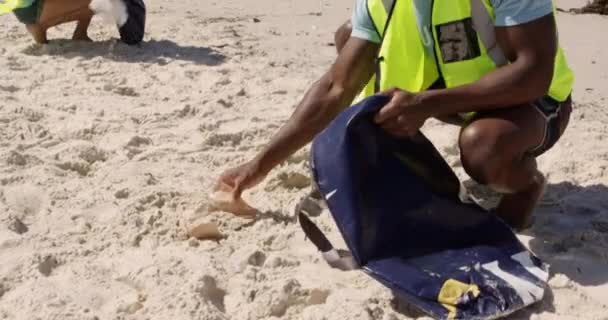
[117,0,146,45]
[37,0,93,41]
[26,24,48,43]
[459,103,560,230]
[72,15,93,41]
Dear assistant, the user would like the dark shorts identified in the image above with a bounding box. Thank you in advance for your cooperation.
[119,0,147,45]
[528,94,572,157]
[13,0,43,25]
[430,77,573,158]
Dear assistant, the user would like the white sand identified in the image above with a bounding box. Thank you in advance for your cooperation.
[1,0,607,319]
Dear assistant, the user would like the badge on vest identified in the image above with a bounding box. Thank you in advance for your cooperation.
[436,18,481,63]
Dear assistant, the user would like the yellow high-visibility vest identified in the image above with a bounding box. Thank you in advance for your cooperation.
[358,0,574,103]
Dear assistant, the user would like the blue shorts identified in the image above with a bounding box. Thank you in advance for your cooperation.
[13,0,42,25]
[528,95,572,157]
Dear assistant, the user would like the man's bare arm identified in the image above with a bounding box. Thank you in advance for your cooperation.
[253,38,379,174]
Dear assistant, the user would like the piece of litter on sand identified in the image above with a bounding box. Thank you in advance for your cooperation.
[189,222,223,241]
[209,184,259,218]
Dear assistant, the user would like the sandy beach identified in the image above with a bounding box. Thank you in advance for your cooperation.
[1,0,608,319]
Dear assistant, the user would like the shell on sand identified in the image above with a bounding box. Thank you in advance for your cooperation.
[188,222,223,240]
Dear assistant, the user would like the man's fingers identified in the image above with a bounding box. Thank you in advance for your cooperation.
[231,178,245,200]
[215,178,231,191]
[380,120,408,137]
[375,98,402,124]
[378,87,398,96]
[375,88,400,123]
[380,119,418,138]
[380,118,401,132]
[214,173,241,199]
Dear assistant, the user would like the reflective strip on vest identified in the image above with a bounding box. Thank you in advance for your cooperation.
[471,0,507,67]
[367,0,392,38]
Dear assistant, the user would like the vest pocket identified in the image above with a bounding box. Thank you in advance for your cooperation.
[435,18,481,64]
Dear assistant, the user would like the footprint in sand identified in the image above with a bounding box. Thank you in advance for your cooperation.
[204,132,243,147]
[37,255,60,277]
[0,85,20,93]
[6,151,27,166]
[79,146,108,164]
[266,171,311,191]
[0,283,7,298]
[4,184,47,225]
[20,108,45,122]
[236,88,247,97]
[7,216,28,235]
[103,83,139,97]
[114,87,140,97]
[185,70,201,80]
[196,275,227,312]
[127,136,152,148]
[175,104,197,118]
[267,279,310,317]
[125,136,152,159]
[114,189,130,200]
[198,121,221,132]
[263,254,300,269]
[246,250,267,267]
[54,143,108,176]
[217,98,234,109]
[215,78,232,87]
[230,245,268,272]
[56,161,91,176]
[6,57,30,71]
[306,288,331,306]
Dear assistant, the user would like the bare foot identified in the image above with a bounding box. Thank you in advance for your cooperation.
[495,171,546,231]
[72,17,93,42]
[26,24,48,44]
[209,182,259,218]
[72,33,92,42]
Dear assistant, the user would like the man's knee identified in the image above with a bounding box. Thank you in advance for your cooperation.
[459,124,518,188]
[334,21,352,53]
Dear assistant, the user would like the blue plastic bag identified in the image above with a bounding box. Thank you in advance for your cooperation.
[304,95,549,320]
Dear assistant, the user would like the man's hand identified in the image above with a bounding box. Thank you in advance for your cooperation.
[374,88,431,137]
[210,160,266,218]
[216,160,267,199]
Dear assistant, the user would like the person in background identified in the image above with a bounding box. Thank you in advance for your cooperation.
[1,0,146,45]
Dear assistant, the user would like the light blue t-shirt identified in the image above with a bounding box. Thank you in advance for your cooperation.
[352,0,554,46]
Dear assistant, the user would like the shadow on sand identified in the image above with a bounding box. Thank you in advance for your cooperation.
[22,39,227,66]
[527,182,608,286]
[388,182,608,319]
